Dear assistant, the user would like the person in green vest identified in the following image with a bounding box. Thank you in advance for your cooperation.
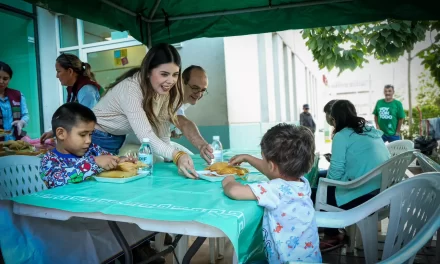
[0,61,30,141]
[372,84,406,143]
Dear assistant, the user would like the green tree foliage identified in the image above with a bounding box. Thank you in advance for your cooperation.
[302,20,431,75]
[417,21,440,87]
[401,73,440,140]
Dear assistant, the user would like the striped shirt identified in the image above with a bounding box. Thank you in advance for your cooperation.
[93,73,176,160]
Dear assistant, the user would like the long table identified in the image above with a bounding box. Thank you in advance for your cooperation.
[10,152,266,263]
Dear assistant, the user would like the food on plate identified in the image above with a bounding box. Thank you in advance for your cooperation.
[97,161,147,178]
[0,139,50,156]
[5,140,32,150]
[117,161,147,172]
[0,129,11,134]
[205,162,229,171]
[97,170,137,178]
[205,162,249,175]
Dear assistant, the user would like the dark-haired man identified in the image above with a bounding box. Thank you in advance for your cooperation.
[171,65,214,161]
[373,84,405,143]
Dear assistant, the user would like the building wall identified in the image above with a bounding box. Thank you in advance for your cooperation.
[37,7,59,132]
[223,30,322,149]
[171,37,230,153]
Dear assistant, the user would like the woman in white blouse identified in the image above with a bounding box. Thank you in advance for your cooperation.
[92,43,197,178]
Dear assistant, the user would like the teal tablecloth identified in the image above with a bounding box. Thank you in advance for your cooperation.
[12,151,266,263]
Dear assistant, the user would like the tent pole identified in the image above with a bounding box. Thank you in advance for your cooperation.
[151,0,352,22]
[149,0,162,19]
[146,0,162,47]
[147,23,152,48]
[101,0,151,22]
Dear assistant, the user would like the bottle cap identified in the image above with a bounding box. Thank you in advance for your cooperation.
[213,136,220,141]
[142,138,150,143]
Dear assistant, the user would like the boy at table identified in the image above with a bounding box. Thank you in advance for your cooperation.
[222,123,322,263]
[40,102,132,189]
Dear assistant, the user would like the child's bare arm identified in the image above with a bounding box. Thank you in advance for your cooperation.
[229,154,268,176]
[222,176,257,200]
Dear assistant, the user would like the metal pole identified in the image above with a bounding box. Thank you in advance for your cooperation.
[151,0,352,22]
[148,0,162,19]
[146,0,162,47]
[102,0,352,24]
[147,23,152,48]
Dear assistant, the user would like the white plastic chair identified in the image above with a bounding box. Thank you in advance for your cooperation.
[315,151,416,252]
[314,173,440,264]
[0,155,47,199]
[414,151,440,173]
[387,140,414,157]
[413,152,440,262]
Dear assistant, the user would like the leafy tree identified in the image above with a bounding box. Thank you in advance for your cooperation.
[302,20,437,137]
[416,72,440,106]
[401,73,440,140]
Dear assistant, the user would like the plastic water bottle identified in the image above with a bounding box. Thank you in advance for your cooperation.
[138,138,153,175]
[211,136,223,164]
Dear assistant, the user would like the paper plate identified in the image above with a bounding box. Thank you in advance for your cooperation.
[93,173,148,183]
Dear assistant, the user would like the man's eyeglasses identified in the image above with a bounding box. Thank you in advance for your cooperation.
[188,84,208,95]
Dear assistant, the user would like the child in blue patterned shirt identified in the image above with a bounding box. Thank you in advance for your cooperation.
[222,123,321,263]
[40,102,132,188]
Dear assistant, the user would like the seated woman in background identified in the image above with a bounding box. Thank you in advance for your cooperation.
[0,61,30,141]
[40,53,103,142]
[317,99,390,251]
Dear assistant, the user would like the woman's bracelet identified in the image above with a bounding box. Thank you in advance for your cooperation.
[173,151,186,164]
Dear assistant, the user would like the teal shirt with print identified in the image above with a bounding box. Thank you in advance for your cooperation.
[372,99,405,136]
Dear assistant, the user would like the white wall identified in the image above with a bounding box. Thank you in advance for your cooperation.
[37,7,60,131]
[278,30,324,123]
[257,33,276,123]
[179,37,228,127]
[224,35,261,124]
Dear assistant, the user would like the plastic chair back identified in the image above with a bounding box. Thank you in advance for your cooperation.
[0,155,46,199]
[387,140,414,157]
[414,152,440,173]
[380,151,415,191]
[315,173,440,264]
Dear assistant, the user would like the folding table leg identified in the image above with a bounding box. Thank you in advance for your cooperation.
[182,237,206,264]
[174,235,188,264]
[108,221,133,264]
[155,233,166,252]
[436,230,439,263]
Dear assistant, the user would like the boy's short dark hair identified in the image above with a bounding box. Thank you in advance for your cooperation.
[52,102,97,135]
[260,123,315,179]
[323,100,337,114]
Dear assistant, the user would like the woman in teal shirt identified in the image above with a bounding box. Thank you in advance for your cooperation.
[320,100,390,251]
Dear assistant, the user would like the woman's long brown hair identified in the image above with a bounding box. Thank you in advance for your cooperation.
[104,43,183,132]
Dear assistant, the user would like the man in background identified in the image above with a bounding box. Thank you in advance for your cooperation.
[373,84,405,143]
[300,104,316,134]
